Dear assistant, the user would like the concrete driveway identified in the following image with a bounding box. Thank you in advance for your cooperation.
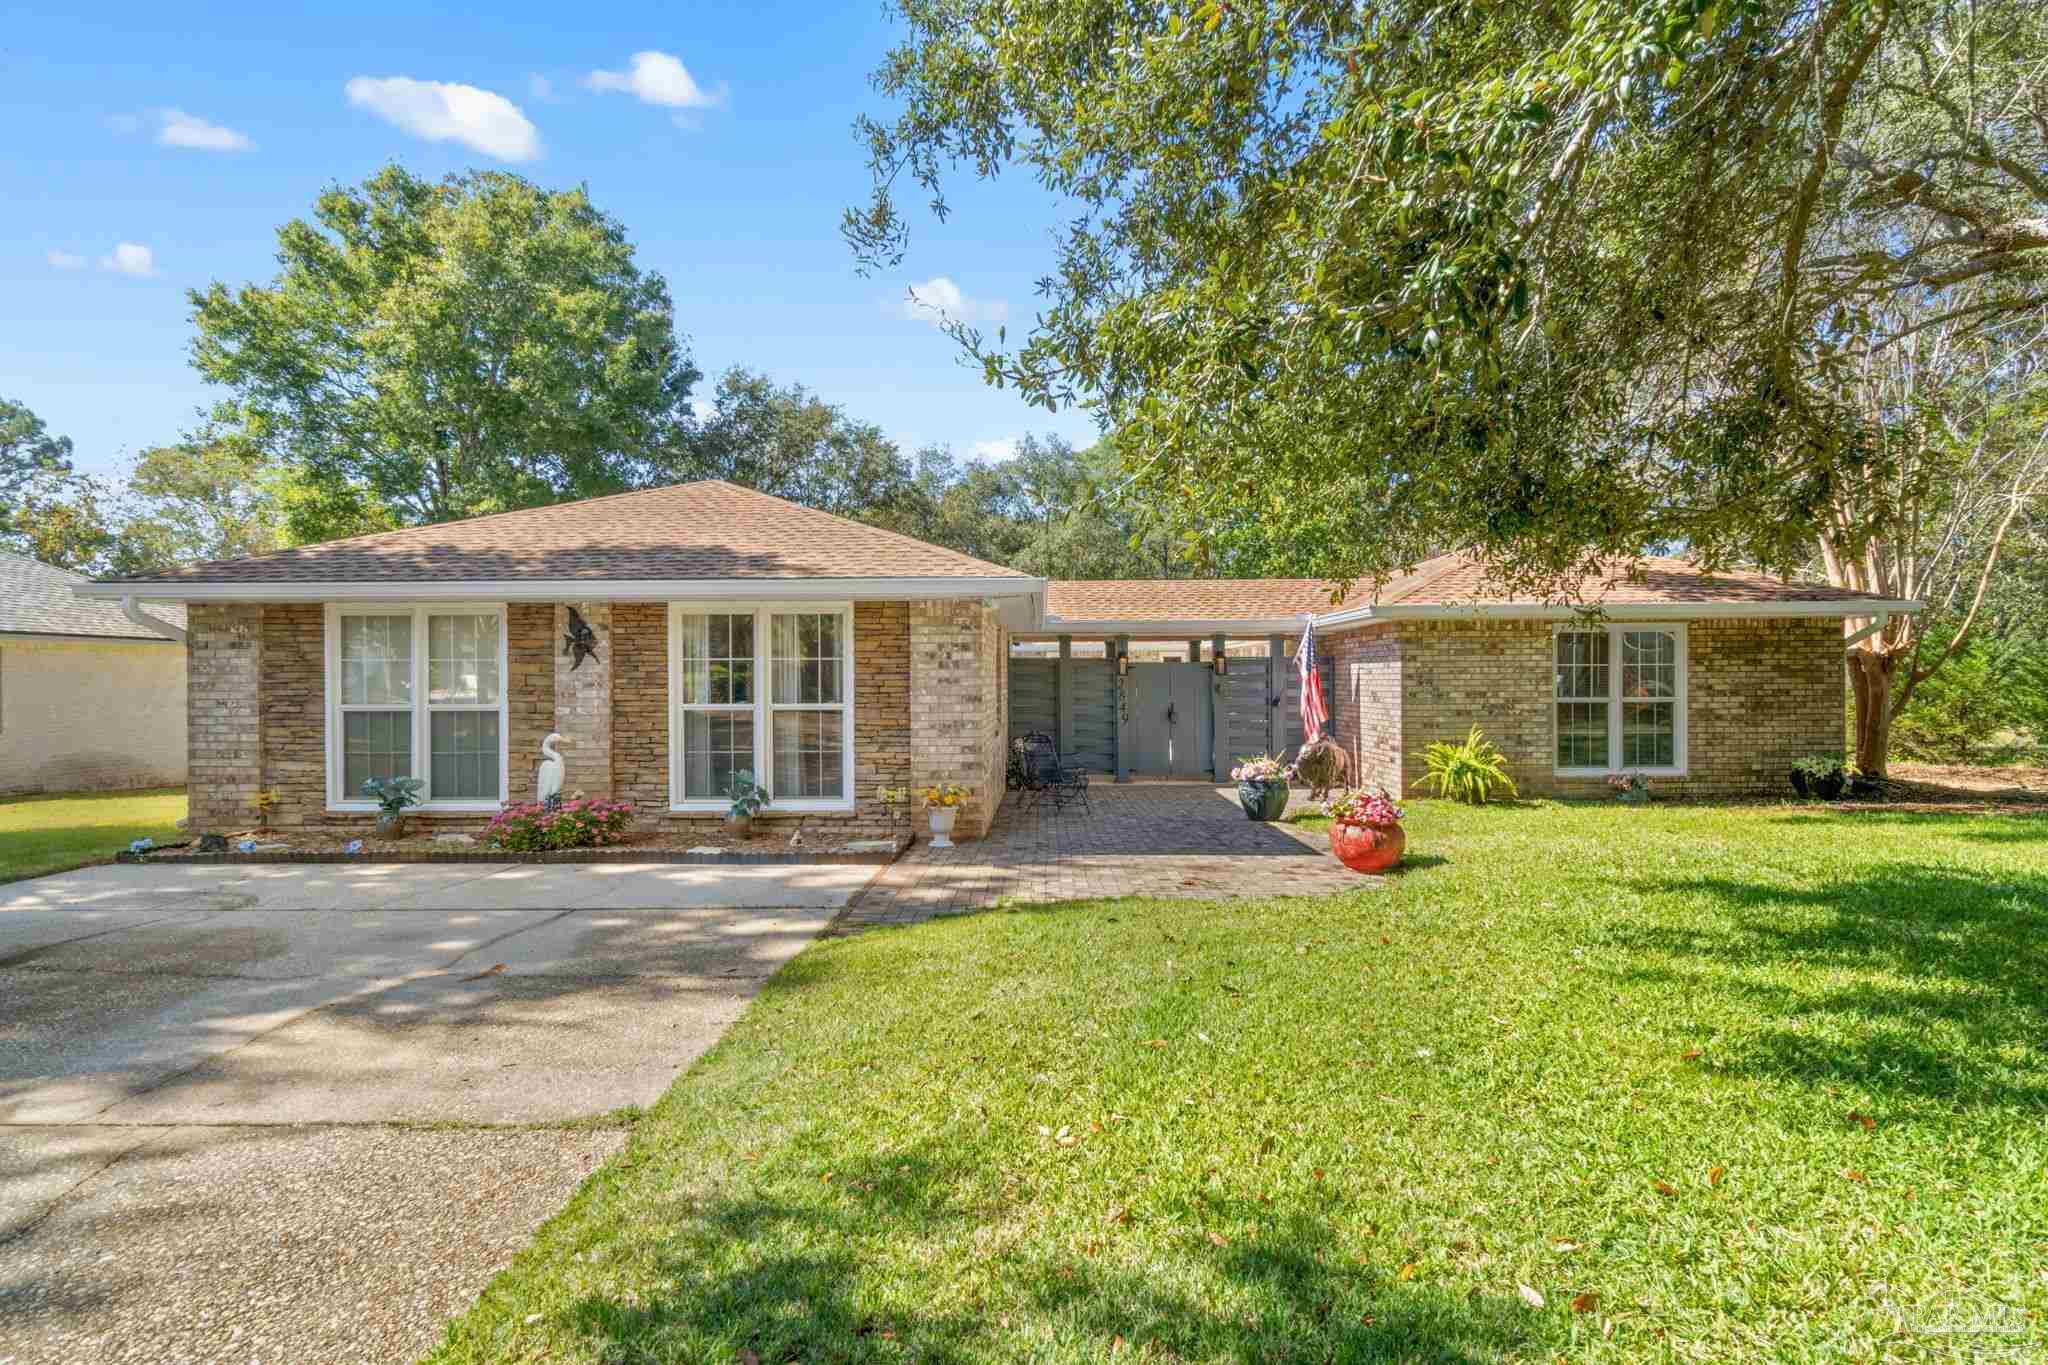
[0,861,876,1363]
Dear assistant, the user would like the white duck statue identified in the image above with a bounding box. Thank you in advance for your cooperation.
[536,732,566,810]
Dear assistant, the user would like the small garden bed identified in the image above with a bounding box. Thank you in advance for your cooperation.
[121,823,908,867]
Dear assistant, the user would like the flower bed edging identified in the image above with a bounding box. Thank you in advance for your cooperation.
[120,841,907,868]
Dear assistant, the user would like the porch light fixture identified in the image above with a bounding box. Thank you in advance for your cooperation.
[1213,653,1227,676]
[1116,652,1129,676]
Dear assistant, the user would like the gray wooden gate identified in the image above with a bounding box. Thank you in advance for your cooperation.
[1127,662,1213,777]
[1008,638,1336,781]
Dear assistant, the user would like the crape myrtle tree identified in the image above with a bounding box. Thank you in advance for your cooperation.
[847,0,2048,775]
[191,164,701,540]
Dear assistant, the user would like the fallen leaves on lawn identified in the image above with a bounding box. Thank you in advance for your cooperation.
[1844,1168,1868,1183]
[1208,1231,1230,1248]
[1708,1165,1726,1187]
[1397,1262,1419,1280]
[1143,1039,1169,1050]
[1517,1283,1546,1309]
[737,1351,760,1365]
[1847,1110,1877,1132]
[1681,1047,1702,1061]
[1550,1238,1580,1253]
[1652,1180,1678,1197]
[1571,1291,1600,1314]
[1106,1204,1131,1225]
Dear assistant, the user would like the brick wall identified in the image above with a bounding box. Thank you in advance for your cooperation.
[610,602,669,815]
[1336,616,1847,799]
[505,604,556,803]
[553,602,612,797]
[1326,623,1402,792]
[186,603,265,832]
[209,595,960,841]
[909,599,1007,838]
[259,603,325,827]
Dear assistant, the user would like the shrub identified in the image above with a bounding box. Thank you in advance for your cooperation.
[1413,726,1519,804]
[485,796,635,852]
[1892,633,2048,763]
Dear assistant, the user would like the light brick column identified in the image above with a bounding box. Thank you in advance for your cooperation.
[186,603,265,833]
[552,601,614,797]
[909,599,1007,839]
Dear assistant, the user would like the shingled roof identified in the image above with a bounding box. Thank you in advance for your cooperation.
[95,481,1035,588]
[0,553,184,640]
[1334,551,1902,612]
[1042,552,1907,632]
[1046,578,1342,624]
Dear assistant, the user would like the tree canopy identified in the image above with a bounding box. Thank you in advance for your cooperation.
[190,164,701,538]
[849,0,2048,593]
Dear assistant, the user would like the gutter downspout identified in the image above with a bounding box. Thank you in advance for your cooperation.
[122,595,187,643]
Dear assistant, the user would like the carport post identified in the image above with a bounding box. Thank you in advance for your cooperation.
[1266,634,1284,754]
[1210,633,1229,780]
[1187,639,1201,663]
[1057,635,1076,758]
[1113,635,1132,782]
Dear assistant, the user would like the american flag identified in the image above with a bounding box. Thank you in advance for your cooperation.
[1295,618,1329,743]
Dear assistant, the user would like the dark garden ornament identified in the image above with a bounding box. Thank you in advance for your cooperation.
[562,607,600,671]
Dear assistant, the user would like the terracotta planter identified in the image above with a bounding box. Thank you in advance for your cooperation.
[723,813,753,840]
[1237,779,1289,821]
[375,811,410,840]
[1330,820,1404,874]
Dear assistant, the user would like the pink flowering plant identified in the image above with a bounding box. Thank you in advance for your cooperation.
[1230,754,1295,783]
[486,795,636,852]
[1322,786,1404,829]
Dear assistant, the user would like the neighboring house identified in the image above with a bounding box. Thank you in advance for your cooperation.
[1,551,187,796]
[80,481,1916,837]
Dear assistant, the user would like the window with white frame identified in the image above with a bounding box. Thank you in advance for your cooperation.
[1553,624,1686,774]
[329,605,507,807]
[671,603,853,810]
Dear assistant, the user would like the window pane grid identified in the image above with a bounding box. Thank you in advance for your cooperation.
[1555,627,1681,773]
[335,607,506,805]
[678,612,755,705]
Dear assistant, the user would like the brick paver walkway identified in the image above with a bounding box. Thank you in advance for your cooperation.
[834,782,1374,931]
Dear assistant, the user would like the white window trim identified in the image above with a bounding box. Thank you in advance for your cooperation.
[324,602,510,813]
[668,600,856,815]
[1552,622,1689,778]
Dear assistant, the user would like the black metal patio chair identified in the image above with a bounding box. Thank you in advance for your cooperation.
[1013,731,1092,813]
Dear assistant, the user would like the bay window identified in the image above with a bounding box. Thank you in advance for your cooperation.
[327,604,507,808]
[671,602,853,811]
[1553,624,1686,776]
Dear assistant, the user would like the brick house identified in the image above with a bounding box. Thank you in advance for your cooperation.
[80,482,1914,837]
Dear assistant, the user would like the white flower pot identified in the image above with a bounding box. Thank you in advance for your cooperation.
[928,805,958,848]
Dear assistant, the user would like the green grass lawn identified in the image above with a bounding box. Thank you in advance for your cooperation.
[428,801,2048,1363]
[0,787,187,883]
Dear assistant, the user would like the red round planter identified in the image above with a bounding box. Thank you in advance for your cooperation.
[1330,820,1405,874]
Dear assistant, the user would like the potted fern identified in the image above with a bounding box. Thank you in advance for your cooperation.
[1413,727,1518,804]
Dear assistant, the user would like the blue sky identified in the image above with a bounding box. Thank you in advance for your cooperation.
[1,1,1096,480]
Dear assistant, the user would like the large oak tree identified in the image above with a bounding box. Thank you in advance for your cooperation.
[849,0,2048,773]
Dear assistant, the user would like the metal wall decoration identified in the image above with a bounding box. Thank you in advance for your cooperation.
[562,607,601,672]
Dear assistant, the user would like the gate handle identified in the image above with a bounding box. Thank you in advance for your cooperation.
[1166,702,1178,726]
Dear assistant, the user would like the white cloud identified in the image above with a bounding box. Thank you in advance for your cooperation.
[970,437,1018,464]
[344,76,542,161]
[99,242,155,277]
[157,108,254,152]
[586,51,726,110]
[898,276,1009,328]
[45,250,86,270]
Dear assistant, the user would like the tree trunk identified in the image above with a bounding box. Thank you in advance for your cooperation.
[1848,648,1897,778]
